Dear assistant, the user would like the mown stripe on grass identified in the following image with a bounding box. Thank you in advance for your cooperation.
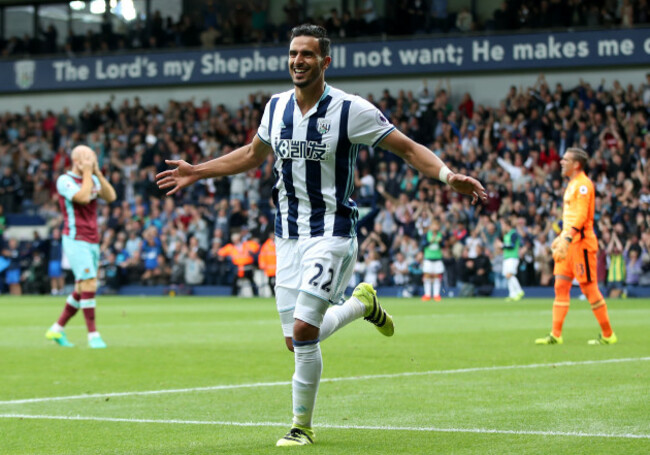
[1,356,648,405]
[1,413,648,440]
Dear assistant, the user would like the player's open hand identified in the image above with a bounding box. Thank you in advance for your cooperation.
[552,239,569,262]
[156,160,199,196]
[80,155,95,174]
[447,173,487,205]
[551,236,562,251]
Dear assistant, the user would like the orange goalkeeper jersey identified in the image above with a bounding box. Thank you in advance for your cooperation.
[562,171,598,251]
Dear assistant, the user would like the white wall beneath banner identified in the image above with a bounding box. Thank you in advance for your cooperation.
[1,66,647,115]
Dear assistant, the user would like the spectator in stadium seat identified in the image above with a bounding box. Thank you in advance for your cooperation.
[2,238,23,295]
[361,249,382,288]
[101,251,121,294]
[258,232,277,296]
[0,165,19,213]
[48,228,64,295]
[624,237,643,293]
[183,249,205,286]
[471,245,493,296]
[218,232,259,296]
[456,246,476,297]
[493,1,513,30]
[391,251,410,293]
[22,250,48,294]
[227,198,248,232]
[429,0,449,32]
[407,0,428,33]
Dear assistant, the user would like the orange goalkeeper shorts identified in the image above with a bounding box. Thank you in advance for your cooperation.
[553,241,597,283]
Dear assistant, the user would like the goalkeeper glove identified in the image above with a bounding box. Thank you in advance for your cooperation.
[552,235,573,262]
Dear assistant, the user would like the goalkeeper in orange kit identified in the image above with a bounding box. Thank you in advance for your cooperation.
[536,148,617,345]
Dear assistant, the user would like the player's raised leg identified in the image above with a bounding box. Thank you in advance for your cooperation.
[318,282,394,340]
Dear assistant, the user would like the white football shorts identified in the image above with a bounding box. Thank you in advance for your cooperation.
[276,236,358,304]
[423,259,445,275]
[502,257,519,276]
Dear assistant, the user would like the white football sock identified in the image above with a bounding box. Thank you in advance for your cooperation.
[433,278,441,297]
[319,297,365,342]
[507,276,519,296]
[292,341,322,428]
[424,279,432,296]
[50,323,63,332]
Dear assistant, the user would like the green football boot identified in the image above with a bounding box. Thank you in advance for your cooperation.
[588,332,618,345]
[353,282,394,337]
[535,333,563,345]
[276,425,315,447]
[88,334,107,349]
[45,329,74,347]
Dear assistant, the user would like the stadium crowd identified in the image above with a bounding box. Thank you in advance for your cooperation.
[1,71,650,297]
[1,0,649,59]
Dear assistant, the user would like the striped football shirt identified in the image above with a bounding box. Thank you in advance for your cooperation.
[257,84,395,239]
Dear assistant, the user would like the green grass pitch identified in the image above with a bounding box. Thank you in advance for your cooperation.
[1,295,649,455]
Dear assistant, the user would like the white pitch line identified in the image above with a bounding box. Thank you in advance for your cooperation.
[1,356,649,406]
[1,414,648,440]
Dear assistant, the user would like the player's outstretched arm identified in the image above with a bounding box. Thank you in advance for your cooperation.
[379,129,487,205]
[156,134,272,196]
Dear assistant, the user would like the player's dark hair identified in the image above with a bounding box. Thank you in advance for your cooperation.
[290,24,331,58]
[566,147,588,170]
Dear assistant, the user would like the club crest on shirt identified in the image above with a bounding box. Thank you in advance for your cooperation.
[579,185,588,195]
[317,118,331,135]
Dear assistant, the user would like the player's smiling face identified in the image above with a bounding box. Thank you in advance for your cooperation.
[288,36,330,89]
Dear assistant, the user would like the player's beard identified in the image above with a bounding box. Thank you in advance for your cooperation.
[292,64,321,89]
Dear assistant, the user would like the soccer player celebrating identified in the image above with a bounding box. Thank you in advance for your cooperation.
[156,24,486,446]
[536,148,616,345]
[46,145,117,348]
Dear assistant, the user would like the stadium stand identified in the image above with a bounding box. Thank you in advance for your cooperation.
[1,72,649,297]
[2,0,648,58]
[1,1,649,297]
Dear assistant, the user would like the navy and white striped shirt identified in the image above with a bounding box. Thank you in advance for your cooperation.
[257,84,395,239]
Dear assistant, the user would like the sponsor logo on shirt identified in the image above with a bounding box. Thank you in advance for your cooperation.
[274,139,331,161]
